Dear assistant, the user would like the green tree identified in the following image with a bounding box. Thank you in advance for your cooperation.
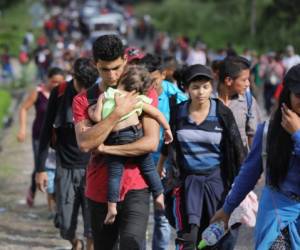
[257,0,300,51]
[136,0,299,51]
[0,0,23,9]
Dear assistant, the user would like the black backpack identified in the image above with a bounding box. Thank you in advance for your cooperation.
[86,83,100,106]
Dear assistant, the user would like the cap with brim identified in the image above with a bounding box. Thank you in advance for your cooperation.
[125,47,145,63]
[185,64,213,83]
[284,64,300,94]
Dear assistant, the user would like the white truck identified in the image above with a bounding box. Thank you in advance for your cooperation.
[88,13,127,44]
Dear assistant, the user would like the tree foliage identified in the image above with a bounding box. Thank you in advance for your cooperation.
[0,0,23,9]
[136,0,300,52]
[257,0,300,51]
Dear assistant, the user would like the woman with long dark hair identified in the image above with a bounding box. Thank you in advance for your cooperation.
[17,67,65,208]
[212,64,300,249]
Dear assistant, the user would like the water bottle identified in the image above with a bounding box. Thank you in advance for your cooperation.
[198,221,226,249]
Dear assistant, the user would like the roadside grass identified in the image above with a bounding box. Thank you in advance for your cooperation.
[0,90,12,129]
[0,164,16,179]
[13,61,37,88]
[0,0,39,57]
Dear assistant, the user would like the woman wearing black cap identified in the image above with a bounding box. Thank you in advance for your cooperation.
[158,64,246,249]
[212,64,300,249]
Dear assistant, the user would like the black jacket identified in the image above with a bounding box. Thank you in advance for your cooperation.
[162,99,246,190]
[36,81,90,172]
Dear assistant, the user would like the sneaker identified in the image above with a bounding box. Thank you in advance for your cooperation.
[26,189,34,207]
[54,212,60,228]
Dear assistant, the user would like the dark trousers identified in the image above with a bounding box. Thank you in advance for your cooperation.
[263,83,277,114]
[55,159,92,240]
[105,125,163,202]
[30,139,39,195]
[175,169,239,250]
[176,222,239,250]
[88,189,150,250]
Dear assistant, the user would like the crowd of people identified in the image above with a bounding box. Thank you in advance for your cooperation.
[9,1,300,250]
[15,31,300,250]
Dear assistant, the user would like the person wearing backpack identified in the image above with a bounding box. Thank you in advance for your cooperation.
[35,58,98,250]
[158,64,246,250]
[217,56,262,151]
[211,63,300,250]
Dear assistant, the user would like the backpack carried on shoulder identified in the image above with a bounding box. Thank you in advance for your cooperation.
[86,83,100,106]
[245,87,253,123]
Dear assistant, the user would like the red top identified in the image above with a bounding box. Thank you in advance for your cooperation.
[273,82,283,101]
[72,86,158,203]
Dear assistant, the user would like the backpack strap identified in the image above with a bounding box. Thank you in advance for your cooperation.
[169,93,177,110]
[86,83,100,106]
[245,88,253,122]
[262,119,269,173]
[169,101,188,179]
[169,94,178,137]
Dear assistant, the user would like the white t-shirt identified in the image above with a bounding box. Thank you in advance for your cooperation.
[283,55,300,71]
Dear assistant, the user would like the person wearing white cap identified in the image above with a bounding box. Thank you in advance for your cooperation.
[283,45,300,71]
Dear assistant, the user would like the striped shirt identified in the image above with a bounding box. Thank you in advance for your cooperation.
[176,98,223,174]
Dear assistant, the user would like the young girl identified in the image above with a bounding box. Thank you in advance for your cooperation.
[88,65,173,224]
[212,64,300,249]
[157,64,246,250]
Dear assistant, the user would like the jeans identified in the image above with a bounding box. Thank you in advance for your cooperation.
[88,189,150,250]
[152,209,172,250]
[105,125,163,202]
[151,160,173,250]
[141,162,172,250]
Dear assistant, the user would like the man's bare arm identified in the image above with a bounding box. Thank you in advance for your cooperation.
[75,112,121,152]
[98,115,160,156]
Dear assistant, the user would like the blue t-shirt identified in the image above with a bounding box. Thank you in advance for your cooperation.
[152,80,187,164]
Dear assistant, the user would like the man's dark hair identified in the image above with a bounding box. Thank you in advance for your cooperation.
[73,58,98,89]
[47,67,65,78]
[139,53,162,73]
[218,56,250,83]
[92,35,124,62]
[162,55,177,68]
[211,60,222,73]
